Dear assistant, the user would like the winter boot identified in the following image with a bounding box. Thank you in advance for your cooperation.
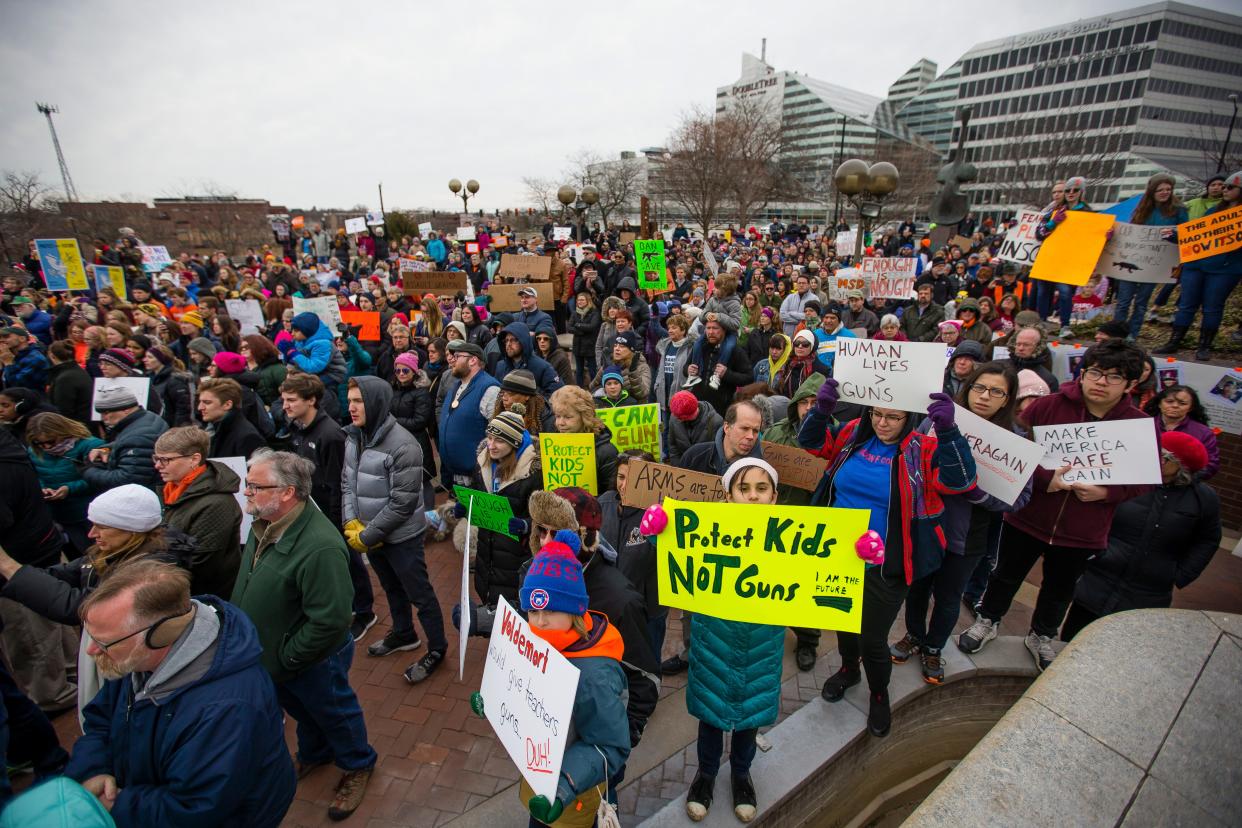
[1195,328,1217,362]
[1152,326,1188,355]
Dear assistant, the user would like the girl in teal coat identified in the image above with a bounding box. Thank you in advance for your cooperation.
[25,412,105,555]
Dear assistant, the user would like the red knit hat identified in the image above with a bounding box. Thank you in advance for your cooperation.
[1160,431,1208,474]
[670,391,699,422]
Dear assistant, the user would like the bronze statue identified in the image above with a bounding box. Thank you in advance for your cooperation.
[929,107,977,226]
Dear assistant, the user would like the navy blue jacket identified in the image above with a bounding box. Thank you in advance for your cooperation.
[491,320,563,397]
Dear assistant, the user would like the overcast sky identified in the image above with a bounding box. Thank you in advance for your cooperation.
[2,0,1236,212]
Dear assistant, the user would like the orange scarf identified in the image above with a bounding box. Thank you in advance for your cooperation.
[529,611,625,661]
[163,464,207,505]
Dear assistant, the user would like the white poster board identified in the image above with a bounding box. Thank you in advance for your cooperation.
[366,211,385,226]
[835,231,857,252]
[552,226,572,242]
[418,221,434,238]
[459,500,473,681]
[834,339,949,413]
[91,377,150,420]
[858,258,918,299]
[344,217,367,235]
[1175,361,1242,435]
[1034,418,1161,485]
[954,405,1044,505]
[702,244,719,277]
[827,268,867,303]
[292,296,343,338]
[1048,342,1088,383]
[456,226,477,241]
[224,299,265,336]
[1096,221,1178,284]
[215,456,253,545]
[479,596,579,801]
[139,245,172,273]
[997,209,1044,266]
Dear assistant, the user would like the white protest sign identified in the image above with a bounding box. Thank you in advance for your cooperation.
[827,267,866,302]
[479,597,580,801]
[835,230,857,252]
[997,209,1044,266]
[456,226,477,241]
[1176,361,1242,435]
[859,258,918,299]
[345,217,367,235]
[954,405,1044,505]
[215,456,253,545]
[992,346,1010,361]
[702,244,719,277]
[138,245,172,273]
[418,221,434,238]
[292,296,343,338]
[552,226,572,242]
[1034,419,1161,485]
[1048,342,1088,383]
[1096,221,1178,284]
[224,299,265,336]
[91,377,150,420]
[834,339,949,413]
[459,499,473,680]
[366,211,385,226]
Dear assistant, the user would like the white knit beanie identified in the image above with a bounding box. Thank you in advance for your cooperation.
[87,484,163,533]
[722,457,780,492]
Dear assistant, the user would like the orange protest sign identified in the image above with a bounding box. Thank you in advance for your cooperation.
[340,310,381,341]
[1178,204,1242,263]
[1029,211,1115,286]
[291,216,305,231]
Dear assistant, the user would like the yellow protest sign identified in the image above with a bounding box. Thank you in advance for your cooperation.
[1028,211,1115,286]
[1178,204,1242,263]
[655,499,870,632]
[596,404,660,457]
[92,265,127,300]
[539,432,598,494]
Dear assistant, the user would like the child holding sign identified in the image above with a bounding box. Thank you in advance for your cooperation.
[639,458,884,823]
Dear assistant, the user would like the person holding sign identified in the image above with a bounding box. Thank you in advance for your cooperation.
[1033,178,1096,339]
[798,379,976,736]
[893,364,1032,685]
[470,531,630,827]
[959,340,1152,672]
[1110,174,1186,342]
[550,386,618,493]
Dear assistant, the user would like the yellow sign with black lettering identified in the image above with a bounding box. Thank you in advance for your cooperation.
[539,432,598,495]
[655,499,870,632]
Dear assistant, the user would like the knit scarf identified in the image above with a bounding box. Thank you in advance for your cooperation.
[766,337,792,379]
[163,464,207,506]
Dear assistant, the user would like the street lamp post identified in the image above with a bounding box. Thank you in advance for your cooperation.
[1219,94,1239,174]
[556,185,600,243]
[448,178,480,214]
[833,159,900,261]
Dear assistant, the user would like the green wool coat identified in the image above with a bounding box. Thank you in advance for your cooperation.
[161,460,242,599]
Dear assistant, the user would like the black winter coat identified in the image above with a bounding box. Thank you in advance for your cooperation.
[46,360,93,425]
[470,446,542,607]
[207,410,265,459]
[690,337,753,417]
[286,408,346,526]
[151,365,195,427]
[1074,482,1220,615]
[668,407,723,466]
[0,429,62,567]
[593,427,619,494]
[391,378,436,483]
[568,306,602,359]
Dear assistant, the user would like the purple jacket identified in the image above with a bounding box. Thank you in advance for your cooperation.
[1156,417,1219,481]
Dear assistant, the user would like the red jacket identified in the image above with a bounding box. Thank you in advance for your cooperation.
[1005,381,1154,549]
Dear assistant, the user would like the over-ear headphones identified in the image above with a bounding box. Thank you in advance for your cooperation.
[145,606,195,649]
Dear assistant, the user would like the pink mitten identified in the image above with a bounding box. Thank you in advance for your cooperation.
[855,530,885,565]
[640,504,668,536]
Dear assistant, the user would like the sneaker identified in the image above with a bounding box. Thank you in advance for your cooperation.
[794,643,817,672]
[820,664,861,702]
[921,647,945,685]
[1059,326,1073,339]
[367,630,421,657]
[708,374,721,389]
[867,691,892,737]
[350,612,377,643]
[957,616,998,654]
[1145,308,1160,322]
[682,375,701,388]
[686,772,715,822]
[732,772,757,823]
[661,653,690,675]
[295,757,330,780]
[889,633,920,664]
[403,650,444,684]
[1025,631,1056,673]
[328,765,373,821]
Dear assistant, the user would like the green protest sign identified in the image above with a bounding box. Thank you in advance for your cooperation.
[634,239,668,291]
[596,404,661,457]
[453,486,517,539]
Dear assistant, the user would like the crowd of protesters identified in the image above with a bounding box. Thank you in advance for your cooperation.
[0,169,1235,825]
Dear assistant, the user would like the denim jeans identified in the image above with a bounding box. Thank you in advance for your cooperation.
[368,533,448,653]
[1173,265,1242,330]
[978,525,1094,638]
[697,721,758,778]
[1112,281,1156,339]
[905,553,985,650]
[647,612,668,662]
[1035,281,1073,328]
[346,547,374,616]
[276,635,376,771]
[0,660,67,805]
[1150,281,1176,310]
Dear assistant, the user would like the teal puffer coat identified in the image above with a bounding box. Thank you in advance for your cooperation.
[686,614,784,731]
[28,437,105,525]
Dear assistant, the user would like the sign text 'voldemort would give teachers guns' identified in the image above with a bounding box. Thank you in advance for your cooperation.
[654,499,870,632]
[1033,418,1161,485]
[833,339,949,414]
[478,596,580,802]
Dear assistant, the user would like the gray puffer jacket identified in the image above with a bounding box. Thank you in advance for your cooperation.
[342,375,425,546]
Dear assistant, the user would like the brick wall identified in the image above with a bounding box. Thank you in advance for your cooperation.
[1208,431,1242,530]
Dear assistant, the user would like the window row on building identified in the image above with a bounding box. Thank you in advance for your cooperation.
[960,20,1163,77]
[957,49,1152,99]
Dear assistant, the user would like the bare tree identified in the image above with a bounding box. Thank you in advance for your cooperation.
[721,96,809,228]
[565,150,645,228]
[0,171,56,260]
[658,108,732,235]
[522,177,559,218]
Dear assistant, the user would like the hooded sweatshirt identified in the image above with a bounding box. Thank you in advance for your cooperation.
[492,320,562,397]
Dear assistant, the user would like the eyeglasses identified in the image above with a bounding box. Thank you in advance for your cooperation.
[1082,367,1127,385]
[969,383,1009,399]
[395,367,413,374]
[152,454,191,467]
[870,411,907,424]
[243,481,286,493]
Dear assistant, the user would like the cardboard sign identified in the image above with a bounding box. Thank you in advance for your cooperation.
[340,309,381,341]
[634,239,668,290]
[92,265,127,300]
[654,499,869,632]
[479,597,580,801]
[997,209,1045,266]
[401,271,469,296]
[459,498,473,680]
[138,245,172,273]
[1178,204,1242,263]
[456,226,477,241]
[828,268,867,302]
[493,235,509,248]
[859,257,917,299]
[489,283,553,311]
[621,459,725,510]
[834,339,949,414]
[291,296,343,338]
[539,432,598,495]
[345,217,367,234]
[418,221,434,238]
[1034,419,1161,485]
[953,405,1044,505]
[619,232,637,245]
[596,404,661,457]
[1096,221,1178,284]
[498,254,552,282]
[453,485,517,538]
[1029,212,1116,286]
[215,456,252,545]
[224,299,265,335]
[91,377,150,420]
[35,239,88,291]
[551,226,572,242]
[949,234,974,252]
[761,441,828,491]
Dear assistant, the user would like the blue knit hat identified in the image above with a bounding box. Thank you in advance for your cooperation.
[290,312,321,337]
[520,530,587,615]
[601,368,624,385]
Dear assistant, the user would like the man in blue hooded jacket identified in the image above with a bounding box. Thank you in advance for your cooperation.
[491,320,562,397]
